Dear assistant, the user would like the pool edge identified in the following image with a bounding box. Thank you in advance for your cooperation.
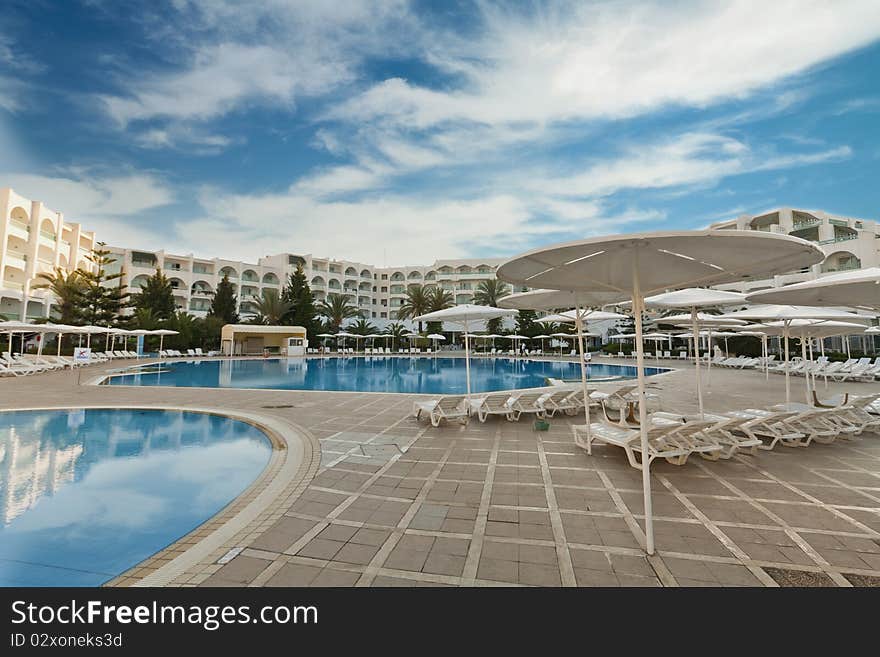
[0,404,321,588]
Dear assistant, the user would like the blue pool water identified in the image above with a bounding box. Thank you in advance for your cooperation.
[105,357,668,394]
[0,409,271,587]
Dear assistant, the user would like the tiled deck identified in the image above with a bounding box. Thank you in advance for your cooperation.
[3,356,880,587]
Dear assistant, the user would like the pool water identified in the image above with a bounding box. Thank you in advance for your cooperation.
[105,357,668,394]
[0,409,271,587]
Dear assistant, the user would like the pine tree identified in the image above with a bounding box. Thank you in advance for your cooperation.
[282,265,321,345]
[208,273,239,324]
[130,268,176,320]
[77,242,128,326]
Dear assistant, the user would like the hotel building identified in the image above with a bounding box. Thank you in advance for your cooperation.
[710,208,880,293]
[0,188,97,321]
[108,248,507,324]
[3,187,878,324]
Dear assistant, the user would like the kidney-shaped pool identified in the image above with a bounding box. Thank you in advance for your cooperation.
[0,408,272,586]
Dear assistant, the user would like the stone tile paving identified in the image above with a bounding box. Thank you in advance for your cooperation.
[3,356,880,587]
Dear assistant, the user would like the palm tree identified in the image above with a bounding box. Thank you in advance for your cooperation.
[346,317,377,335]
[32,267,86,325]
[473,279,511,333]
[397,284,432,331]
[383,321,408,352]
[250,289,293,325]
[427,286,454,313]
[317,292,360,330]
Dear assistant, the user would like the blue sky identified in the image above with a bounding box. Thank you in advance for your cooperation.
[1,0,879,265]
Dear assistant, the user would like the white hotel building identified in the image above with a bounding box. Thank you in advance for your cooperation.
[0,188,97,321]
[709,208,880,293]
[107,248,506,324]
[2,187,878,323]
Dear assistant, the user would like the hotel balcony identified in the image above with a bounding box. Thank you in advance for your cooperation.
[38,230,57,248]
[7,220,29,240]
[4,250,27,270]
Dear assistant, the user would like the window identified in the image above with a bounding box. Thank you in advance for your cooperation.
[381,286,388,293]
[380,312,387,318]
[381,274,388,280]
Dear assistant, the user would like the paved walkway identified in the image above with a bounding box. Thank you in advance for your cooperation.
[2,356,880,587]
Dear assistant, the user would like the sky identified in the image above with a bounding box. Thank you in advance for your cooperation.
[1,0,879,267]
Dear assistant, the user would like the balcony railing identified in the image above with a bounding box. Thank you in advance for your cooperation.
[131,260,156,268]
[5,249,27,262]
[9,220,29,233]
[792,218,821,230]
[818,234,858,245]
[2,280,23,290]
[39,230,57,242]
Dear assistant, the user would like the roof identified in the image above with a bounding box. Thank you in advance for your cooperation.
[221,324,306,334]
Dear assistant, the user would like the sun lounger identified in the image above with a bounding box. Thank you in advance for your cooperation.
[506,391,552,421]
[0,361,45,376]
[572,421,692,468]
[413,395,469,427]
[722,409,808,449]
[469,391,518,422]
[539,388,586,417]
[651,412,762,458]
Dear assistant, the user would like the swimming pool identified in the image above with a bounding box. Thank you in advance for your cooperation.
[105,357,669,394]
[0,408,271,587]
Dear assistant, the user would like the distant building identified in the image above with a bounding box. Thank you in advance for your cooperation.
[710,208,879,293]
[7,185,876,327]
[0,188,97,321]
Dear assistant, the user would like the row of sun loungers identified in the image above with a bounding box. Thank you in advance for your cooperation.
[609,351,690,359]
[571,392,880,469]
[159,349,212,357]
[412,384,639,427]
[0,349,141,376]
[414,380,880,473]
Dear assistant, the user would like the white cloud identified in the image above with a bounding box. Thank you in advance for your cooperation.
[334,0,880,129]
[533,133,852,198]
[99,0,419,148]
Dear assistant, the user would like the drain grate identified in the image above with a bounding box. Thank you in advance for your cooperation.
[217,547,244,564]
[260,404,294,409]
[763,566,837,587]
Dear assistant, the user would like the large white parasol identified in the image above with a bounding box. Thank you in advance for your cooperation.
[498,230,823,555]
[745,267,880,311]
[716,305,871,405]
[413,304,516,399]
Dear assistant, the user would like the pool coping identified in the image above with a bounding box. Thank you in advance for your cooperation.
[0,404,321,588]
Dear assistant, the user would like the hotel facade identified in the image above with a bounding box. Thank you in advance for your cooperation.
[2,187,878,323]
[0,188,97,322]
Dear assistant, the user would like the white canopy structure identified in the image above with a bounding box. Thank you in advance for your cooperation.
[500,289,617,443]
[497,229,824,555]
[716,305,871,404]
[745,267,880,311]
[644,288,748,417]
[413,304,516,398]
[149,328,179,355]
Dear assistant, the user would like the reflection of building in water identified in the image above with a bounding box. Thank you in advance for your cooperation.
[0,425,83,526]
[0,410,257,526]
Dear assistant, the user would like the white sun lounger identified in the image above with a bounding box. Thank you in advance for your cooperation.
[469,391,518,422]
[572,421,692,469]
[413,395,469,427]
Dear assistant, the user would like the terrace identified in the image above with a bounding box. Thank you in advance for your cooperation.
[2,359,878,588]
